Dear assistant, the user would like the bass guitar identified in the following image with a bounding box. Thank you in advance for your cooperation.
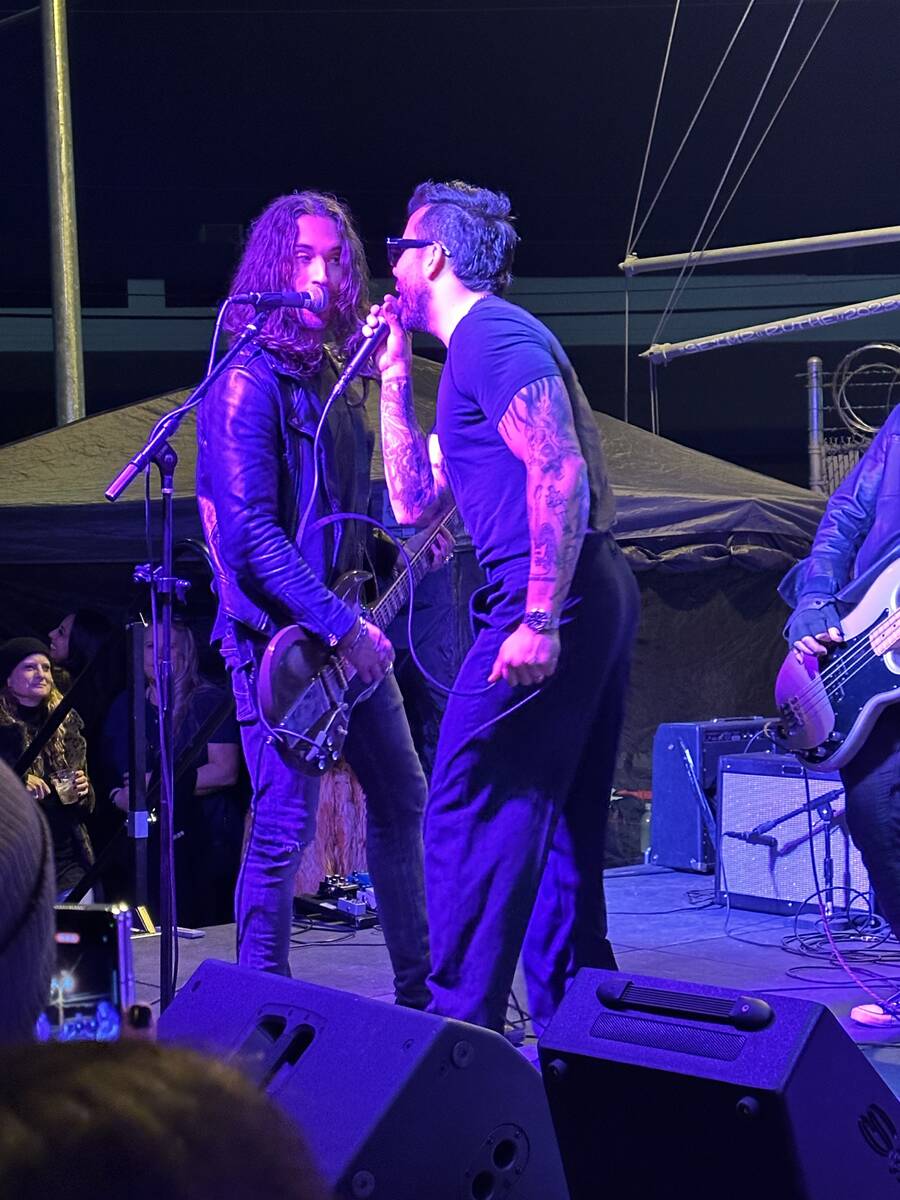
[775,556,900,770]
[257,506,458,773]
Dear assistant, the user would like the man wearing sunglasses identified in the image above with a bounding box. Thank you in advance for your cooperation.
[371,180,640,1038]
[196,193,431,1007]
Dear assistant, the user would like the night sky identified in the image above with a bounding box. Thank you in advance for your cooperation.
[3,0,900,471]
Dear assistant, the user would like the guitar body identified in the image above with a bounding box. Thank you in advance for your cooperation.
[256,505,459,774]
[257,571,379,774]
[775,557,900,770]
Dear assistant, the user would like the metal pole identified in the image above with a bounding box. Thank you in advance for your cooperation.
[806,357,825,494]
[641,290,900,365]
[42,0,85,425]
[620,224,900,276]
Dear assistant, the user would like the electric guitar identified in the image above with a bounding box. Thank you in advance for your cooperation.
[775,556,900,770]
[257,506,459,774]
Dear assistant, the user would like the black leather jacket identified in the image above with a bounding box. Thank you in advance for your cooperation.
[196,343,373,644]
[779,401,900,614]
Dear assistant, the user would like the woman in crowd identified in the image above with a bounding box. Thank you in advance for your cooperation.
[48,609,125,747]
[103,621,243,928]
[0,638,94,901]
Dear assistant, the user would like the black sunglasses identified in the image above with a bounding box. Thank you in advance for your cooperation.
[386,237,451,268]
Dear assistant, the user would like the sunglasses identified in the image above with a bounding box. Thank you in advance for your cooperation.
[385,237,451,268]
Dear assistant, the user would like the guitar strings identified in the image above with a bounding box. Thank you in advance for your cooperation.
[785,623,900,727]
[785,605,900,711]
[814,605,900,689]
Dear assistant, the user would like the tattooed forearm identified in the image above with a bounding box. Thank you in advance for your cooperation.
[498,375,590,617]
[380,376,440,524]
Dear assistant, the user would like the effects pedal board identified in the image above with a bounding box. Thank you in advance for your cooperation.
[293,873,378,929]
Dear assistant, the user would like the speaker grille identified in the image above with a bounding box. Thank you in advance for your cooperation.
[717,755,869,911]
[589,1012,746,1061]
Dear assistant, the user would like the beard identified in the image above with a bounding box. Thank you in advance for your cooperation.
[397,278,431,334]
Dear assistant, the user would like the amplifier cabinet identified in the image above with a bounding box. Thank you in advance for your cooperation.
[715,753,870,915]
[650,718,776,873]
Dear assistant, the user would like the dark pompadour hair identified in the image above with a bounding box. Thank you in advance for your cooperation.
[407,180,518,295]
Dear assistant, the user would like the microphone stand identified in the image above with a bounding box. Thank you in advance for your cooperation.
[723,785,855,921]
[104,307,270,1011]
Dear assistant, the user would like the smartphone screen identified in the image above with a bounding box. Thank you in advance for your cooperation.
[37,904,134,1042]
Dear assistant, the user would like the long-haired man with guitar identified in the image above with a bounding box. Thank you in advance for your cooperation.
[196,193,441,1006]
[371,181,640,1036]
[779,402,900,1025]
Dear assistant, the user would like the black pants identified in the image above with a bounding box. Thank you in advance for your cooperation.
[842,705,900,939]
[425,533,640,1034]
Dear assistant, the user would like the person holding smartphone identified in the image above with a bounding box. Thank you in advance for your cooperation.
[0,638,94,901]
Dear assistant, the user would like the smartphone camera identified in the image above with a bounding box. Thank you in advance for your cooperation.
[36,903,135,1042]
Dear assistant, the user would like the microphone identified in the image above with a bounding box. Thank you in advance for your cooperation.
[333,320,390,392]
[228,284,328,313]
[723,830,778,850]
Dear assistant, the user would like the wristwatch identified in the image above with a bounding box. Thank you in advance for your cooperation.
[522,608,559,634]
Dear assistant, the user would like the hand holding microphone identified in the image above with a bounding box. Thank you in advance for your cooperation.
[364,295,412,383]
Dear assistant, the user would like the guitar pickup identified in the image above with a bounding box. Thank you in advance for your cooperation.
[779,701,803,733]
[322,659,349,703]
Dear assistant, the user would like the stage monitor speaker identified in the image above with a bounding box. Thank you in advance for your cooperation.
[650,718,776,873]
[716,752,870,915]
[158,960,568,1200]
[539,968,900,1200]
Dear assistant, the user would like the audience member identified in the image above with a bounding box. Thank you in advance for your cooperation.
[0,1040,332,1200]
[49,609,125,763]
[0,760,54,1044]
[49,610,128,891]
[48,610,125,740]
[102,622,243,926]
[0,638,94,901]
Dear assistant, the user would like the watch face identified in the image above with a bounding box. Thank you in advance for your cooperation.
[524,610,552,633]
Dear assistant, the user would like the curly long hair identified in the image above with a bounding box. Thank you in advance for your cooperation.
[222,192,370,375]
[0,686,71,776]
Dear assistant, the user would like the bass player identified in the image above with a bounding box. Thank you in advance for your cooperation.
[781,400,900,1025]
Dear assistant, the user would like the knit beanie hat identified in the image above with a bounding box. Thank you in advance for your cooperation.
[0,639,52,689]
[0,760,55,1043]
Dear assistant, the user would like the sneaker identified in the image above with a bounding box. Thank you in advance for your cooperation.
[850,990,900,1026]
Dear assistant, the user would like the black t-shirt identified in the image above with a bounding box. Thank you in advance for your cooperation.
[102,682,240,839]
[435,296,614,579]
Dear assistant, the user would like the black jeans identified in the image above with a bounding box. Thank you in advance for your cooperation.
[842,705,900,939]
[223,623,431,1008]
[424,533,640,1034]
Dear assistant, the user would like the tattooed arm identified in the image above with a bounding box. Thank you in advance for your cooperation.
[380,374,450,525]
[368,293,451,525]
[488,374,589,686]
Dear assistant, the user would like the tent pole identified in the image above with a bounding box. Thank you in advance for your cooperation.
[621,225,900,276]
[642,291,900,365]
[42,0,85,426]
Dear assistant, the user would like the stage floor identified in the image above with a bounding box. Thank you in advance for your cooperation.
[134,864,900,1091]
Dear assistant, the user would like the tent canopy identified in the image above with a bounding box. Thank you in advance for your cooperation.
[0,356,823,565]
[0,357,826,790]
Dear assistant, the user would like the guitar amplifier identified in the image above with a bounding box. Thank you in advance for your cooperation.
[715,753,870,915]
[650,718,776,873]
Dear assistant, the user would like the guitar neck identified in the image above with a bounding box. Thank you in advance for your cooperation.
[371,506,459,632]
[871,605,900,656]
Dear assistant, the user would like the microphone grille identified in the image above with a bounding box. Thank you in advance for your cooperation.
[308,282,329,313]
